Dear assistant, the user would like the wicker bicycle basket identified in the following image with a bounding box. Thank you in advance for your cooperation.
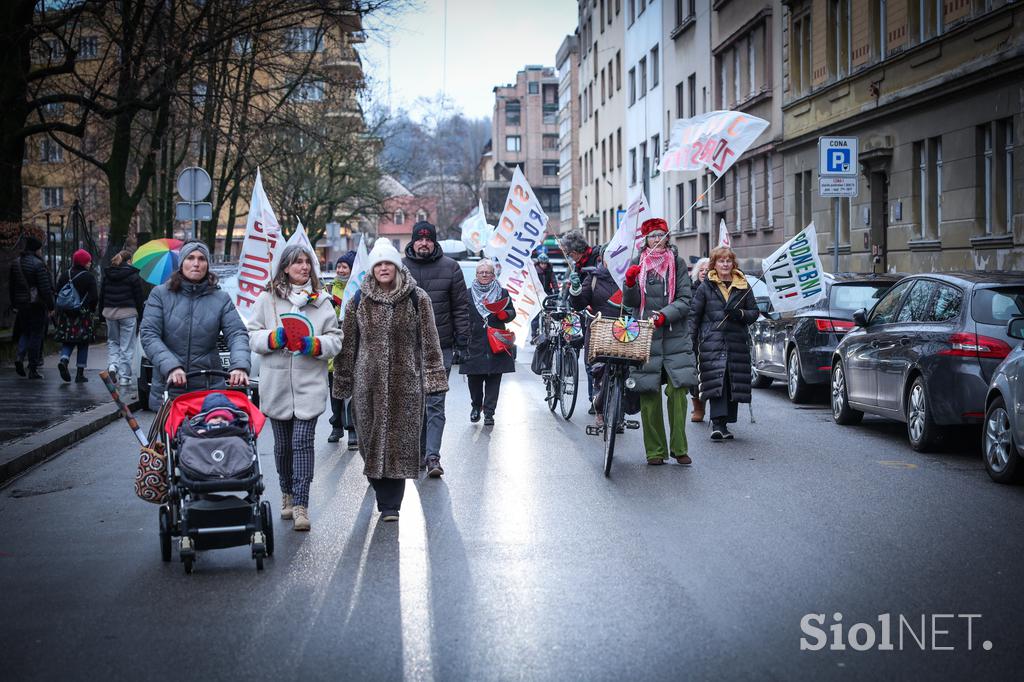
[587,313,655,365]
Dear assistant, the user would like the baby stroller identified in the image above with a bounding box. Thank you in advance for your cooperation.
[156,370,272,574]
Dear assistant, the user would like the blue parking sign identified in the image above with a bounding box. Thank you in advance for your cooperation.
[818,137,858,177]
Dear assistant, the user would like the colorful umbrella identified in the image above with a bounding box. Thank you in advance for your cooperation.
[134,238,183,285]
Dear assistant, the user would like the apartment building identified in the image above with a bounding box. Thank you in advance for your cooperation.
[625,0,667,219]
[483,66,562,231]
[556,35,582,235]
[578,0,627,244]
[661,0,713,259]
[779,0,1023,273]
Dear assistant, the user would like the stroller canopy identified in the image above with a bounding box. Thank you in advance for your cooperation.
[164,390,266,438]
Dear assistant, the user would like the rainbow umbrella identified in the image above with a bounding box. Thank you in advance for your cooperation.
[134,238,183,285]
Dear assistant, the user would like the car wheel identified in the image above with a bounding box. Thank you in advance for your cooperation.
[906,376,943,452]
[787,349,812,404]
[983,396,1021,483]
[751,364,773,389]
[831,361,862,425]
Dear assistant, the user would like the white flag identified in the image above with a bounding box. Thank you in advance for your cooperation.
[716,218,732,249]
[660,110,769,177]
[234,168,282,317]
[760,222,826,313]
[501,256,547,346]
[484,166,548,281]
[604,190,650,289]
[460,199,492,253]
[339,234,369,320]
[285,220,321,278]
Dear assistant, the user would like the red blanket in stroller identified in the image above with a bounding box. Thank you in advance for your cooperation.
[164,390,266,439]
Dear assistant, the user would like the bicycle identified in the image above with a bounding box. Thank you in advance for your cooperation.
[538,294,582,420]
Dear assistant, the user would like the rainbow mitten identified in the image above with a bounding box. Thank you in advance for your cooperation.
[299,336,321,356]
[269,327,287,350]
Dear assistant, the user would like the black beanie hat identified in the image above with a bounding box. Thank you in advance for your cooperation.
[24,235,44,252]
[411,220,437,244]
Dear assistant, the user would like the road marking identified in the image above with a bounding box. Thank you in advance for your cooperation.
[878,460,918,469]
[400,485,435,682]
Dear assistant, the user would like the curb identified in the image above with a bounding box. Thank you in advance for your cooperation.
[0,400,142,486]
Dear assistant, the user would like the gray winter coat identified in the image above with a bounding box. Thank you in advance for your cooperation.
[140,279,250,405]
[621,249,697,393]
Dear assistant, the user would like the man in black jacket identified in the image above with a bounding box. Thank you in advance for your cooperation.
[402,220,471,478]
[8,232,54,378]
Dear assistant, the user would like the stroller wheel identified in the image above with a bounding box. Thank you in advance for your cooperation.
[260,501,275,557]
[159,506,172,563]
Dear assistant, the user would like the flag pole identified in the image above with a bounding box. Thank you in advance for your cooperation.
[671,173,725,231]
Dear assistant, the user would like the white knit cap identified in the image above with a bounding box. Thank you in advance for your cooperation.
[366,238,403,271]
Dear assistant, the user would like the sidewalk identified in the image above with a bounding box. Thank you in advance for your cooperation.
[0,343,141,484]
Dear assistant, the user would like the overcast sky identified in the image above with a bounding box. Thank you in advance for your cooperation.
[361,0,579,120]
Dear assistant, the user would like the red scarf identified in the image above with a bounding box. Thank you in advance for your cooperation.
[638,247,675,318]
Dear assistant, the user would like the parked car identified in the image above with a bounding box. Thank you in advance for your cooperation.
[750,273,903,402]
[983,317,1024,483]
[830,272,1024,451]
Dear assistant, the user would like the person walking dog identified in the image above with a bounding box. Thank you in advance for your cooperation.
[459,260,516,426]
[621,218,696,465]
[247,244,342,532]
[334,239,448,522]
[688,246,759,441]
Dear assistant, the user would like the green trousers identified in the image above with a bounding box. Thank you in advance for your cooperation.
[639,382,689,460]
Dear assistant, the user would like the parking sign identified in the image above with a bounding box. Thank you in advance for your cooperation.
[818,137,858,177]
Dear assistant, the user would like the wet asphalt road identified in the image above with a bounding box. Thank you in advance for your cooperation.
[2,351,1024,681]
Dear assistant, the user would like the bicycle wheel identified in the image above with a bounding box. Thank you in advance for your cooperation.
[546,343,560,412]
[603,372,622,478]
[559,346,579,420]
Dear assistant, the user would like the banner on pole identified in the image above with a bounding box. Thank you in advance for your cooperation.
[285,220,322,278]
[339,234,369,320]
[501,257,546,346]
[484,166,549,277]
[760,222,826,313]
[604,191,650,289]
[460,199,492,253]
[716,218,732,249]
[234,168,282,317]
[660,111,769,177]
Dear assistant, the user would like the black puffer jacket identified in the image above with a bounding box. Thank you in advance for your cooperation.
[458,286,517,376]
[8,251,54,310]
[569,263,620,318]
[98,264,145,316]
[56,266,98,313]
[402,242,471,350]
[688,270,759,403]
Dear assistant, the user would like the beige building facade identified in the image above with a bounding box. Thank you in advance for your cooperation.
[556,35,581,236]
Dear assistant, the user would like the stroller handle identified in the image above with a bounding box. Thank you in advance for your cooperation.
[185,369,232,380]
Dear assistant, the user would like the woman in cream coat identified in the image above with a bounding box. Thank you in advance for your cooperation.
[247,244,342,531]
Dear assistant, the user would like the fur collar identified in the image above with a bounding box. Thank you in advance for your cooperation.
[362,264,418,304]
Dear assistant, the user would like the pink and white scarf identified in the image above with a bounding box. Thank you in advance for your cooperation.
[637,247,676,318]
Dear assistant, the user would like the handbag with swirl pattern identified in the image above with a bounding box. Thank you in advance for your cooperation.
[134,441,169,504]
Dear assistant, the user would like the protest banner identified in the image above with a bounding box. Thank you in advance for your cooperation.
[484,166,549,278]
[604,190,650,289]
[460,199,492,253]
[761,222,826,313]
[659,111,769,177]
[338,234,369,320]
[285,220,321,277]
[234,168,282,317]
[501,257,546,347]
[717,218,732,249]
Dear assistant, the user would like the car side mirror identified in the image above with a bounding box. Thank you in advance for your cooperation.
[1008,317,1024,340]
[852,309,868,328]
[761,310,781,321]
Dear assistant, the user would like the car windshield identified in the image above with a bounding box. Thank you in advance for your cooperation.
[830,283,892,312]
[972,286,1024,325]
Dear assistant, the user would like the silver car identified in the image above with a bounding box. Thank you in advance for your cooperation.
[983,317,1024,483]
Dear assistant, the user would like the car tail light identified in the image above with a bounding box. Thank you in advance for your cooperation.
[940,332,1011,360]
[814,318,855,334]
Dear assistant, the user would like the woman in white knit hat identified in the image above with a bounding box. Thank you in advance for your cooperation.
[333,239,448,522]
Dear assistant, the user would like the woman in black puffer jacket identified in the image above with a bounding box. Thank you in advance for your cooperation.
[98,250,146,386]
[688,246,759,440]
[55,249,99,383]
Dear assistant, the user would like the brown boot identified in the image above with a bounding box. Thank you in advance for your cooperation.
[690,397,705,422]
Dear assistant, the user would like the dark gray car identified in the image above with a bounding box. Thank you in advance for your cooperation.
[830,272,1024,452]
[983,317,1024,483]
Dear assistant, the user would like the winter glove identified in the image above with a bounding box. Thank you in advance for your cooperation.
[651,312,666,328]
[568,272,582,292]
[298,336,322,356]
[452,347,467,365]
[268,326,289,350]
[624,265,642,288]
[495,309,510,322]
[726,307,744,322]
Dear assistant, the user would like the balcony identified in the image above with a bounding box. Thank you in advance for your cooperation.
[327,98,364,122]
[339,8,362,33]
[348,31,367,44]
[322,47,362,80]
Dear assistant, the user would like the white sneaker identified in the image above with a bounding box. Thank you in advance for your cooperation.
[280,493,293,520]
[292,505,310,531]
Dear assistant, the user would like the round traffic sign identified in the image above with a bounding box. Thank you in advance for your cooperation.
[176,167,212,202]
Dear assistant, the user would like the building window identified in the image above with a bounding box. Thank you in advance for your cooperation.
[417,210,428,222]
[394,210,405,224]
[543,134,558,150]
[675,82,684,119]
[78,35,99,60]
[795,170,812,230]
[676,182,687,230]
[39,138,63,163]
[837,197,852,246]
[639,57,647,98]
[43,102,64,116]
[528,81,539,95]
[791,12,812,95]
[602,140,607,175]
[42,187,64,209]
[1005,119,1015,237]
[687,73,697,117]
[616,51,622,90]
[717,54,727,108]
[601,68,606,104]
[748,161,756,229]
[763,154,774,227]
[506,100,521,126]
[651,135,660,174]
[284,27,322,52]
[640,142,649,196]
[675,0,696,25]
[828,0,852,80]
[543,160,559,176]
[651,45,659,88]
[733,168,741,230]
[733,48,741,105]
[747,33,757,97]
[616,128,623,168]
[910,0,943,44]
[290,81,324,102]
[872,0,887,61]
[543,103,558,124]
[714,173,726,201]
[630,148,637,186]
[915,137,941,239]
[629,0,635,25]
[979,119,1015,236]
[628,67,636,105]
[689,178,699,231]
[506,135,521,152]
